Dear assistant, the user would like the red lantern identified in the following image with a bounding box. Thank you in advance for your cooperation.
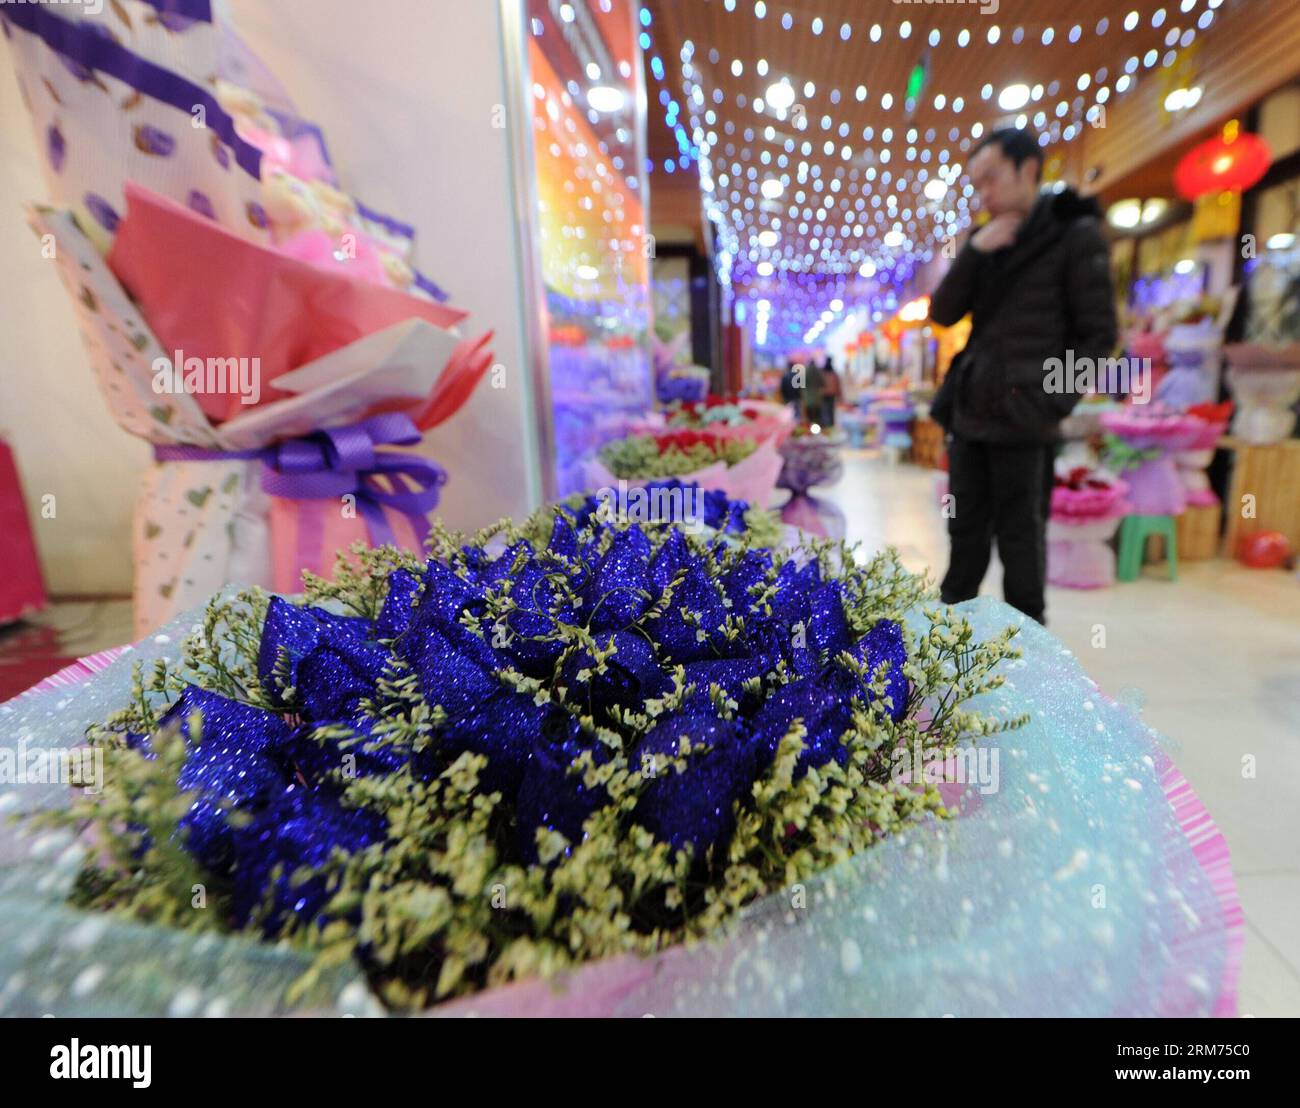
[1174,126,1272,200]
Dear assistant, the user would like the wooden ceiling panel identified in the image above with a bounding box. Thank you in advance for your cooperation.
[637,0,1293,345]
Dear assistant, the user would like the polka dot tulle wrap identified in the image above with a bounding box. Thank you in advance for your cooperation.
[0,594,1240,1017]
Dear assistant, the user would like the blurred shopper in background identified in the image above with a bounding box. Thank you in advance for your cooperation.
[929,128,1117,625]
[821,359,840,427]
[779,359,799,417]
[801,357,825,426]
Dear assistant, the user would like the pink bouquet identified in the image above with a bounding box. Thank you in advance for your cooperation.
[7,3,494,634]
[1099,407,1204,452]
[1047,468,1129,589]
[107,184,467,423]
[33,205,492,635]
[1100,407,1204,516]
[1050,471,1130,521]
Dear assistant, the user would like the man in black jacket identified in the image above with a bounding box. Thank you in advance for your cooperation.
[929,128,1117,625]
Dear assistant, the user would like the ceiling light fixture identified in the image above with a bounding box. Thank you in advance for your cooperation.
[764,80,796,112]
[587,86,626,113]
[998,84,1031,111]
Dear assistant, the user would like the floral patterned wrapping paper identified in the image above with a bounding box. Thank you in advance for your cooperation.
[3,0,270,256]
[30,204,263,636]
[0,596,1242,1016]
[30,206,464,636]
[11,0,491,636]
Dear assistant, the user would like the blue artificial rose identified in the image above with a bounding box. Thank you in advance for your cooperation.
[256,596,372,705]
[160,686,293,873]
[228,788,384,931]
[633,711,761,855]
[559,630,668,724]
[515,729,607,861]
[580,528,654,631]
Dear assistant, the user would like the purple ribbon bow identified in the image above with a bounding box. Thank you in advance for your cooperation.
[154,413,445,550]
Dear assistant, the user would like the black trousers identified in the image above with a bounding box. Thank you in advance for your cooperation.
[939,436,1055,624]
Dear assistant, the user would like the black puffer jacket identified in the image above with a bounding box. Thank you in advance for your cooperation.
[930,188,1118,443]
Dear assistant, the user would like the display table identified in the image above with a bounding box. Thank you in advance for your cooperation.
[1148,502,1223,564]
[1220,436,1300,557]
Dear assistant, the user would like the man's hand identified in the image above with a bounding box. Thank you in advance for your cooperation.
[970,212,1024,253]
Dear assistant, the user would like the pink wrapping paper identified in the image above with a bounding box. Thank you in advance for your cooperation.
[1049,480,1129,521]
[583,440,784,509]
[107,184,467,423]
[268,497,424,595]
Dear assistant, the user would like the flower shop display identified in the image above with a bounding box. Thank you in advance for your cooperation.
[549,324,654,497]
[838,407,871,448]
[6,4,494,636]
[776,427,848,539]
[1100,408,1203,517]
[1123,328,1169,398]
[1178,402,1232,507]
[777,426,847,497]
[1224,255,1300,444]
[1058,396,1125,442]
[654,367,710,406]
[1046,468,1129,590]
[0,504,1241,1016]
[588,430,784,509]
[652,333,709,406]
[874,400,916,458]
[537,478,784,551]
[1222,343,1300,445]
[1155,318,1223,410]
[625,396,795,456]
[668,400,753,427]
[662,397,794,445]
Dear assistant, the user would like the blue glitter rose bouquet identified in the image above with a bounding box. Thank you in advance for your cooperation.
[20,492,1029,1012]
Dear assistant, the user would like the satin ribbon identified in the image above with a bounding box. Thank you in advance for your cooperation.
[154,413,445,552]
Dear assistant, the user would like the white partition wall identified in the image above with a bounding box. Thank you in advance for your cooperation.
[225,0,544,532]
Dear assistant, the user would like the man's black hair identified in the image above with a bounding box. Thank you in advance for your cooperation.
[972,127,1045,182]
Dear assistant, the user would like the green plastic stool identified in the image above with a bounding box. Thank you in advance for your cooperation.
[1116,515,1178,582]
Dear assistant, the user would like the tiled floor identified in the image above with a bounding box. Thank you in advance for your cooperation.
[821,448,1300,1016]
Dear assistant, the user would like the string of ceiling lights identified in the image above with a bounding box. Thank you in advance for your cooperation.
[641,0,1227,353]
